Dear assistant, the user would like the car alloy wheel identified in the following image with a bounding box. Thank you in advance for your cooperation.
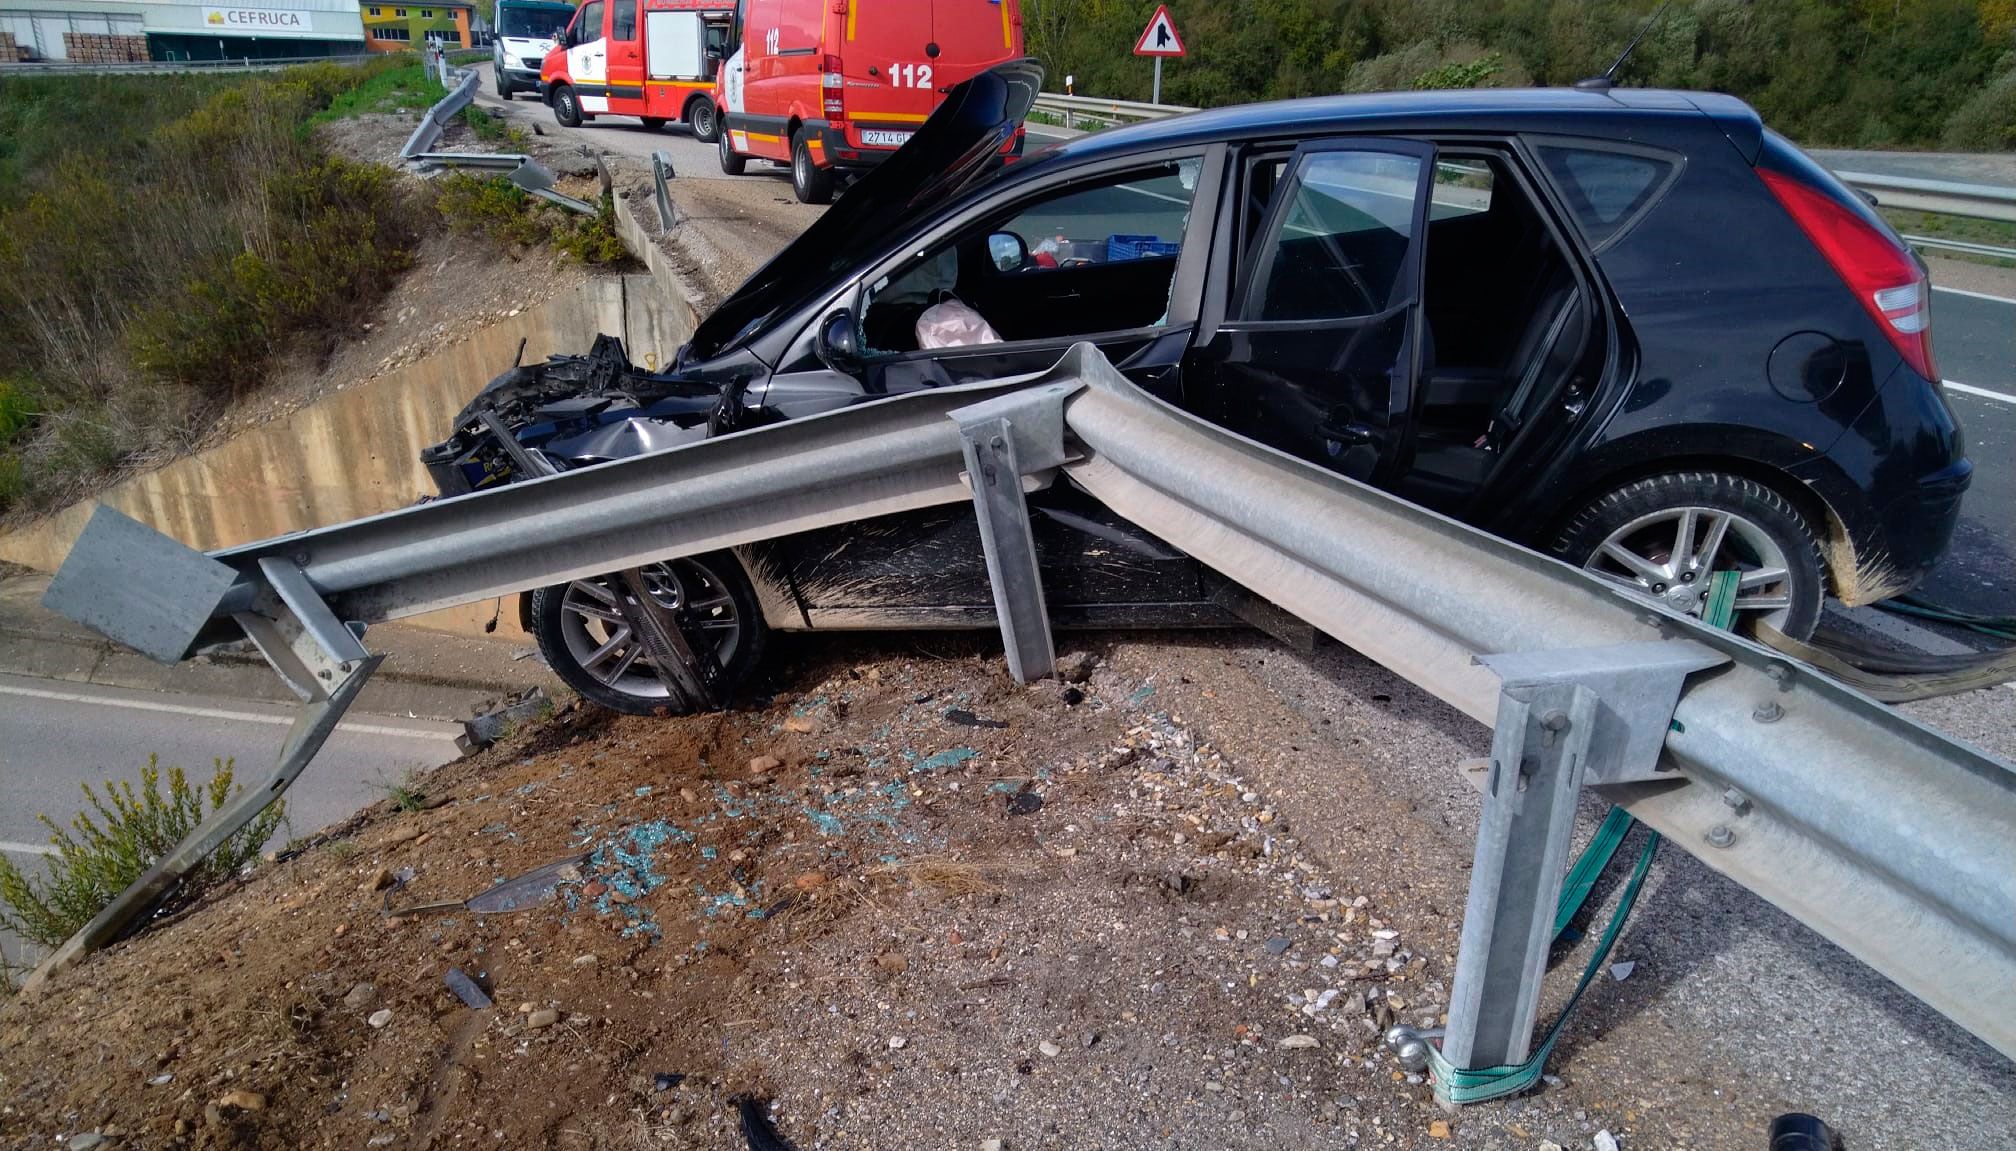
[554,559,741,700]
[1581,506,1795,628]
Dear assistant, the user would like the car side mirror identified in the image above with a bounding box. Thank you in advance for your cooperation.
[987,231,1028,272]
[813,309,863,373]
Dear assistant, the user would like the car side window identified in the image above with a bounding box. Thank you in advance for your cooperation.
[1242,150,1425,323]
[859,159,1202,354]
[1431,159,1493,219]
[611,0,636,41]
[573,0,603,44]
[1535,144,1678,249]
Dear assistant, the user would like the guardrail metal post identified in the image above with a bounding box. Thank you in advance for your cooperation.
[958,415,1055,684]
[1441,676,1601,1081]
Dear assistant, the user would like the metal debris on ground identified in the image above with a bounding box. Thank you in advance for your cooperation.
[444,967,493,1009]
[735,1096,797,1151]
[386,853,590,918]
[459,687,554,753]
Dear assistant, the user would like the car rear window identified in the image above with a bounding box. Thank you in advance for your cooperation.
[1535,144,1678,249]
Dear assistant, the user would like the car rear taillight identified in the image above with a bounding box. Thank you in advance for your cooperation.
[821,54,845,120]
[1759,168,1938,382]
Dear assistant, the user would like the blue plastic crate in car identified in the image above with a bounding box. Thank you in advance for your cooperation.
[1106,234,1181,261]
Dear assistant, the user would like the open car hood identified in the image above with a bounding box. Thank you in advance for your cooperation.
[685,60,1043,363]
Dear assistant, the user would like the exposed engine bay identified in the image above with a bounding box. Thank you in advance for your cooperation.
[419,335,724,496]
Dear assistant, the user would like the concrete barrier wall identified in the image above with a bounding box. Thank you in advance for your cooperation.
[0,271,692,639]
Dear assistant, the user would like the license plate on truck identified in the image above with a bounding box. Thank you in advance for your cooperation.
[860,130,913,148]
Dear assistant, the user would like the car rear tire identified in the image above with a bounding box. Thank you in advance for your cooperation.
[791,128,834,204]
[717,126,746,175]
[1552,471,1826,640]
[529,553,766,717]
[551,83,582,128]
[641,116,668,131]
[687,96,718,142]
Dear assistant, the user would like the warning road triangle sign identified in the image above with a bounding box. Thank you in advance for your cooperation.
[1133,5,1185,57]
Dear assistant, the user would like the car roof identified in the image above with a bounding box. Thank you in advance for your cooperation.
[1041,86,1761,166]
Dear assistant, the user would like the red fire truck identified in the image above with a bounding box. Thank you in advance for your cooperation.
[541,0,734,141]
[713,0,1026,203]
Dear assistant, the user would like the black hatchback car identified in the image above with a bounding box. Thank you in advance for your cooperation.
[425,64,1970,715]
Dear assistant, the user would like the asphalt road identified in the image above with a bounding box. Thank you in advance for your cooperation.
[1918,283,2015,616]
[0,672,461,966]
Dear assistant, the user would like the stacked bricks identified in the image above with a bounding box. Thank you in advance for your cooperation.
[61,32,153,63]
[0,33,26,62]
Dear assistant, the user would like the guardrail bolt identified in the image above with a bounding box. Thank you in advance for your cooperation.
[1539,709,1571,748]
[1752,701,1784,723]
[1705,824,1736,849]
[1721,787,1751,815]
[1765,662,1794,687]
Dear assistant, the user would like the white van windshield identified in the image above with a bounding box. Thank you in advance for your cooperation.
[500,7,571,37]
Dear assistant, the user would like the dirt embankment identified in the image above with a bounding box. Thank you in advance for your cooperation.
[3,629,1845,1151]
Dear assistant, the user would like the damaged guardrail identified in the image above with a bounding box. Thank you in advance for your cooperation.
[31,345,2016,1092]
[400,52,480,161]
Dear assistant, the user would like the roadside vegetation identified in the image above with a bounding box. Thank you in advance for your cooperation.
[0,756,286,950]
[1026,0,2016,149]
[307,59,447,124]
[434,172,631,265]
[0,57,427,518]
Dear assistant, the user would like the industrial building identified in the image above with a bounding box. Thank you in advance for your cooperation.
[0,0,366,62]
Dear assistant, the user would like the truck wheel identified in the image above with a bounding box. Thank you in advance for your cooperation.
[791,128,834,204]
[529,554,766,717]
[641,116,668,131]
[552,83,582,128]
[494,67,512,99]
[1552,471,1826,640]
[717,127,746,175]
[687,96,718,142]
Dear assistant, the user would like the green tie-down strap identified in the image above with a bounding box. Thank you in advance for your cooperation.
[1425,809,1658,1103]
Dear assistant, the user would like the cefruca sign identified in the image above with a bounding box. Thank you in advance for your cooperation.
[203,7,317,31]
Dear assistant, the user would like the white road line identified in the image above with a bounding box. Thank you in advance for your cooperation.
[0,840,58,857]
[1944,379,2016,405]
[0,683,462,741]
[1932,285,2016,306]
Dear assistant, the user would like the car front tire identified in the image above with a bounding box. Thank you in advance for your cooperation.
[1553,471,1826,640]
[529,553,766,717]
[494,66,512,99]
[551,83,582,128]
[717,126,746,175]
[791,128,835,204]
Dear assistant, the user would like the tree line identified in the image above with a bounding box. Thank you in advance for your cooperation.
[1024,0,2016,149]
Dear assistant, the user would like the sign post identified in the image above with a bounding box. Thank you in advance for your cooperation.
[1132,4,1185,105]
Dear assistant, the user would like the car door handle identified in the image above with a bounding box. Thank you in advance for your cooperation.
[1318,420,1377,446]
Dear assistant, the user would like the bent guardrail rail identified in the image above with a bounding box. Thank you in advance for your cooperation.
[29,344,2016,1083]
[401,53,480,161]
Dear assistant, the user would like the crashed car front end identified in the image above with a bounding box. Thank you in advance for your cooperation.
[419,335,727,496]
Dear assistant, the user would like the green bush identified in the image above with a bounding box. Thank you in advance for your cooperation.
[0,756,286,949]
[0,375,36,444]
[436,174,632,265]
[130,155,420,400]
[0,58,425,507]
[0,451,24,514]
[1943,54,2016,150]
